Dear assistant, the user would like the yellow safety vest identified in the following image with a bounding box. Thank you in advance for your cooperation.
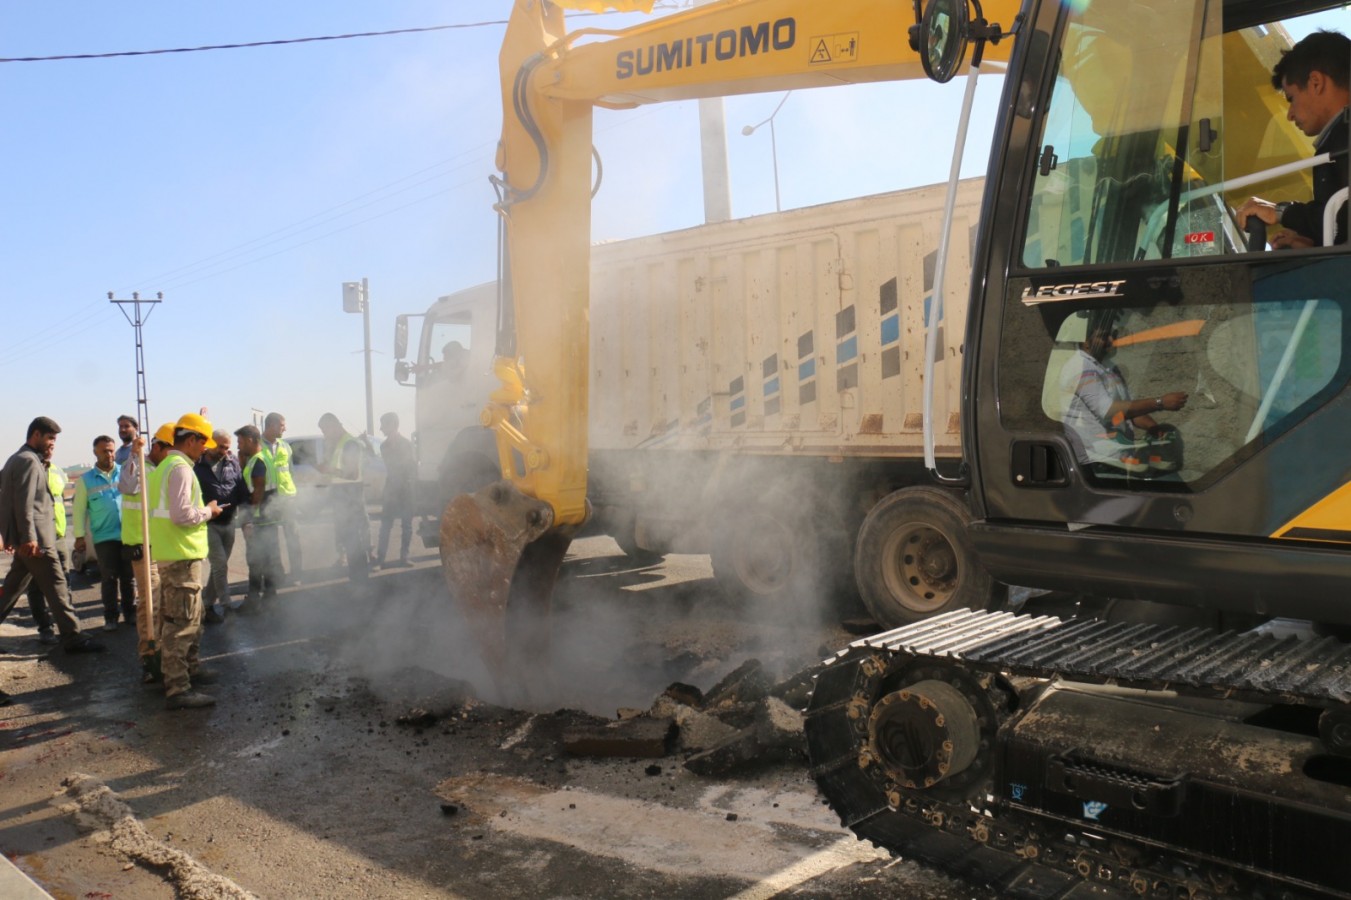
[263,438,297,496]
[122,460,152,546]
[243,454,277,524]
[47,465,67,539]
[329,434,363,485]
[147,453,208,562]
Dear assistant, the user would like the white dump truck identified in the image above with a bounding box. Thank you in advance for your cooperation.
[394,178,998,625]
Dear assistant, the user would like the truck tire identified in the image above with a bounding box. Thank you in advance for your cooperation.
[603,507,665,564]
[854,486,1003,628]
[710,487,851,613]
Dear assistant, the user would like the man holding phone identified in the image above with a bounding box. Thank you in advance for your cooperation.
[195,429,247,622]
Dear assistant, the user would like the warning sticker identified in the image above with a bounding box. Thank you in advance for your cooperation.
[809,32,859,65]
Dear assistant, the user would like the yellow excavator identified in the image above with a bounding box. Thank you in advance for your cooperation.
[446,0,1351,894]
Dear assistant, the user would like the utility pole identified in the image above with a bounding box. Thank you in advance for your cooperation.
[108,291,162,434]
[342,279,375,436]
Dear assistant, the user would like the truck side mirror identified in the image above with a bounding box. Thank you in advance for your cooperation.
[394,315,409,360]
[394,360,412,385]
[910,0,969,84]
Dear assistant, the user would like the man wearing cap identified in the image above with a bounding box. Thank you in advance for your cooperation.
[120,423,176,682]
[0,417,106,663]
[147,413,223,710]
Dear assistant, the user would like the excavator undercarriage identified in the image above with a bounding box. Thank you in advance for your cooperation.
[804,609,1351,898]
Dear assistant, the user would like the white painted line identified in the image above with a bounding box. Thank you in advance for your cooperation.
[727,837,890,899]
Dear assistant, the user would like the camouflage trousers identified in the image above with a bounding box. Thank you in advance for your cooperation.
[155,559,204,698]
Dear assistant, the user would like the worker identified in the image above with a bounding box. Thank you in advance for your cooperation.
[375,412,415,569]
[1236,30,1349,248]
[24,441,70,645]
[1060,315,1188,475]
[120,423,176,683]
[235,424,282,609]
[114,414,139,466]
[146,412,223,710]
[73,434,134,631]
[317,412,370,583]
[195,429,247,622]
[260,412,302,583]
[0,417,106,657]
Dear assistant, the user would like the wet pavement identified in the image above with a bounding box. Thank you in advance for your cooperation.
[1,521,994,899]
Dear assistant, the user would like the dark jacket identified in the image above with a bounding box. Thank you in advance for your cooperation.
[195,453,248,527]
[1281,107,1348,246]
[0,444,56,549]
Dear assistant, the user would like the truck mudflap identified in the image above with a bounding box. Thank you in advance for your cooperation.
[439,480,571,701]
[804,610,1351,898]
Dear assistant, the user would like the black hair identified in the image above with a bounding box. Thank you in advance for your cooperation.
[1272,30,1350,91]
[92,434,115,447]
[27,416,61,439]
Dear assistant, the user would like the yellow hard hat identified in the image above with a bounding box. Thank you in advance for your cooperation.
[175,412,217,448]
[153,422,177,445]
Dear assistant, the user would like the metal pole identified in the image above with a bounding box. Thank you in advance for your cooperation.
[768,117,781,213]
[362,277,374,436]
[109,290,162,433]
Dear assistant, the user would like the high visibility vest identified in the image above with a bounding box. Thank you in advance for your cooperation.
[47,465,67,539]
[147,452,208,562]
[263,438,296,496]
[329,434,363,485]
[121,460,152,546]
[243,453,278,524]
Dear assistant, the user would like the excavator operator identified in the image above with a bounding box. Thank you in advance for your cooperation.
[1236,29,1349,248]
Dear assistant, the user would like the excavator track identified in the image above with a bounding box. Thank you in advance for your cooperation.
[804,610,1351,899]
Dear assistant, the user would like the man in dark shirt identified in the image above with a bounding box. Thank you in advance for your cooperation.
[194,429,247,621]
[0,417,104,704]
[376,412,416,569]
[1238,30,1349,248]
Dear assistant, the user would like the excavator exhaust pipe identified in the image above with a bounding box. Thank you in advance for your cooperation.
[439,480,572,703]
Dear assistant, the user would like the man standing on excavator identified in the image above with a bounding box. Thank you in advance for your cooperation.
[1237,30,1349,248]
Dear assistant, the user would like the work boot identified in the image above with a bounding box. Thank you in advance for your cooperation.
[36,630,58,645]
[64,636,107,654]
[191,668,220,685]
[165,691,216,710]
[203,608,225,625]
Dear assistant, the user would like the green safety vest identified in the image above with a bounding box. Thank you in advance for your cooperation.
[243,453,277,524]
[329,434,363,485]
[263,438,296,496]
[147,452,208,562]
[47,465,67,539]
[121,459,153,546]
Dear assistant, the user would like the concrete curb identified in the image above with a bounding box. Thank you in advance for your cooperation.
[0,855,53,900]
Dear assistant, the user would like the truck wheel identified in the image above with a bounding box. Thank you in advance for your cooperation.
[854,486,1003,628]
[710,489,850,612]
[606,508,665,564]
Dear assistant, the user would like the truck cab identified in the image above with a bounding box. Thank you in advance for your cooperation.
[393,282,499,530]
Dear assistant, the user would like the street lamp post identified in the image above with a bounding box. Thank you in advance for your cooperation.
[342,278,375,436]
[741,91,792,213]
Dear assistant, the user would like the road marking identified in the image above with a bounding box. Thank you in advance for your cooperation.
[437,774,887,886]
[728,837,889,899]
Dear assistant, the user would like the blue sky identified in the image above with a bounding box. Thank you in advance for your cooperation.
[5,2,1340,468]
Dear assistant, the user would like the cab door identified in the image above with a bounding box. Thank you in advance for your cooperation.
[965,0,1351,617]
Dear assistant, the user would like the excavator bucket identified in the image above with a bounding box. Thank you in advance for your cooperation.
[439,480,572,701]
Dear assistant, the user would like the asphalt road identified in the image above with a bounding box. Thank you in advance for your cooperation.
[1,522,995,899]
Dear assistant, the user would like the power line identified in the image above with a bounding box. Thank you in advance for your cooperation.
[0,22,508,63]
[0,4,688,64]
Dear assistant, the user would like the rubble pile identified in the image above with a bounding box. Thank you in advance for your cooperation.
[561,658,820,775]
